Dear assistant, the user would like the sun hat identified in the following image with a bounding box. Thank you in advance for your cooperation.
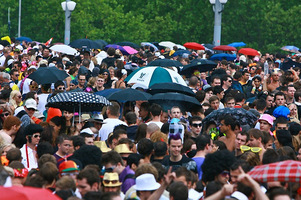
[25,98,37,110]
[114,144,132,154]
[134,173,160,191]
[59,160,79,173]
[94,141,111,153]
[258,114,274,126]
[103,172,122,187]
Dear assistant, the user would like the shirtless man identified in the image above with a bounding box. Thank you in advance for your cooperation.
[218,115,236,152]
[267,70,280,92]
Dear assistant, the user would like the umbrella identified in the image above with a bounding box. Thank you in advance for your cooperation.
[125,66,187,88]
[0,40,10,47]
[50,44,78,55]
[210,53,237,61]
[159,41,176,49]
[107,88,151,102]
[147,59,183,68]
[123,46,138,55]
[148,82,195,97]
[94,88,122,98]
[175,44,186,50]
[69,39,102,49]
[281,45,300,53]
[180,59,217,76]
[116,41,140,49]
[105,44,128,55]
[148,92,200,112]
[28,67,69,85]
[248,160,301,183]
[183,42,205,50]
[227,42,246,47]
[46,91,111,112]
[281,58,301,71]
[0,186,61,200]
[238,48,260,56]
[94,39,108,49]
[16,36,32,42]
[173,50,191,57]
[202,108,258,128]
[213,45,237,51]
[141,42,159,51]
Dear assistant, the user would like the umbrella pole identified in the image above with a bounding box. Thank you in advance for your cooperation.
[79,103,81,123]
[72,107,75,127]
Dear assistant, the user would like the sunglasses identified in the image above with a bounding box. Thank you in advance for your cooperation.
[58,87,65,90]
[103,180,119,184]
[191,123,202,128]
[1,113,10,117]
[17,95,22,98]
[227,80,232,83]
[61,172,79,176]
[27,108,35,111]
[240,145,262,153]
[220,171,230,177]
[30,86,38,89]
[32,134,41,138]
[103,73,109,75]
[105,166,116,172]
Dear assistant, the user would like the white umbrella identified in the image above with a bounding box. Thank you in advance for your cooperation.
[50,44,78,55]
[159,41,176,50]
[125,66,187,88]
[175,44,186,50]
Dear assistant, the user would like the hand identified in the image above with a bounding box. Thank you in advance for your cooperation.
[237,166,258,188]
[221,184,234,196]
[163,167,176,186]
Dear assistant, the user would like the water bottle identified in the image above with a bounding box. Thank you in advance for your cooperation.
[264,61,269,75]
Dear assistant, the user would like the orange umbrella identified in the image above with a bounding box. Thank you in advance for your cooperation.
[183,42,205,50]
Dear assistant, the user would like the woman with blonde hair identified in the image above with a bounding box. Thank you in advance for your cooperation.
[288,103,300,123]
[9,90,22,113]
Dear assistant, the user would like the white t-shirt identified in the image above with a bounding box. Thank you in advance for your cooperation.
[37,93,50,113]
[99,118,127,141]
[20,144,38,170]
[18,78,32,95]
[146,121,164,129]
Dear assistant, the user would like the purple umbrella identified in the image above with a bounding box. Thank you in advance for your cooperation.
[105,44,128,55]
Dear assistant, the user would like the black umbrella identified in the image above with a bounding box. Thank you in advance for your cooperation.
[0,40,10,47]
[69,39,102,49]
[107,88,151,103]
[180,59,217,76]
[94,39,108,49]
[116,41,140,50]
[147,59,183,69]
[148,83,195,97]
[281,58,301,71]
[28,67,69,84]
[202,108,258,128]
[46,92,111,112]
[148,92,200,112]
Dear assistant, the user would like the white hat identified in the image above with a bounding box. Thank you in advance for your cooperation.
[80,128,94,135]
[134,173,160,191]
[25,98,37,110]
[15,45,23,51]
[155,52,161,57]
[0,45,4,51]
[62,57,70,62]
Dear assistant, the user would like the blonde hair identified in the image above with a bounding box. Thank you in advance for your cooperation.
[150,131,168,143]
[9,90,21,109]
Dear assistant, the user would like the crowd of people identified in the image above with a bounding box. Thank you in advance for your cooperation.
[0,37,300,200]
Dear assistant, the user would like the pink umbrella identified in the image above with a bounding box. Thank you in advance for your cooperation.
[123,46,138,55]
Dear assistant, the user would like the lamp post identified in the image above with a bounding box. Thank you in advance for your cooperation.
[18,0,21,37]
[209,0,228,46]
[61,0,76,45]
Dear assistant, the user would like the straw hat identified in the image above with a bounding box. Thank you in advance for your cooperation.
[114,144,132,154]
[103,172,122,187]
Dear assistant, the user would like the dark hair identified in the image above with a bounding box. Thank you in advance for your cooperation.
[125,112,137,125]
[169,181,188,200]
[221,114,236,131]
[149,103,162,117]
[276,130,293,148]
[267,187,290,200]
[107,102,120,117]
[189,116,202,125]
[37,142,54,158]
[248,128,263,140]
[213,140,227,150]
[127,153,141,168]
[153,141,167,157]
[205,181,223,197]
[71,135,85,149]
[72,145,102,168]
[274,92,286,101]
[56,134,71,146]
[106,47,116,56]
[77,168,100,187]
[213,86,223,95]
[255,98,267,111]
[234,93,245,103]
[50,116,67,135]
[102,150,123,166]
[137,138,154,157]
[275,117,288,127]
[54,80,65,89]
[6,148,21,164]
[196,134,211,151]
[262,149,279,164]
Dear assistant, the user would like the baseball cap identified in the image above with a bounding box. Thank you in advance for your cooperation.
[25,98,37,110]
[59,160,79,173]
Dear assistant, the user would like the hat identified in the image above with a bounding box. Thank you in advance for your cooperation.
[28,65,37,70]
[25,98,37,110]
[59,160,79,173]
[89,113,105,123]
[24,124,44,136]
[80,128,94,135]
[46,107,62,123]
[33,111,45,119]
[114,144,132,154]
[134,173,160,191]
[15,45,23,51]
[258,114,274,126]
[62,57,70,62]
[103,172,122,187]
[273,106,290,120]
[203,84,211,91]
[81,114,90,121]
[94,141,112,153]
[0,45,3,51]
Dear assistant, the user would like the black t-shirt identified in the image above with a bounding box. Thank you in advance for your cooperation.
[102,57,116,68]
[161,155,197,173]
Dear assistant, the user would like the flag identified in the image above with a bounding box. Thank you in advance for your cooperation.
[45,37,53,46]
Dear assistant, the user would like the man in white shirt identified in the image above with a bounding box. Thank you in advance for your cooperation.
[20,124,43,170]
[146,103,163,128]
[99,102,127,141]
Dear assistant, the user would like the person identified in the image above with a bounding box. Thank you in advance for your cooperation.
[248,129,266,161]
[169,181,189,200]
[210,76,221,87]
[138,102,151,124]
[221,75,232,92]
[77,74,87,90]
[146,103,163,128]
[235,132,249,157]
[209,95,220,110]
[267,69,280,92]
[258,114,273,136]
[20,124,43,170]
[9,90,22,113]
[286,84,296,104]
[0,116,21,146]
[137,138,153,164]
[102,172,124,199]
[53,135,73,167]
[218,115,236,152]
[189,116,202,141]
[224,96,236,108]
[76,168,100,198]
[99,102,127,141]
[93,74,105,92]
[124,112,138,141]
[135,173,161,200]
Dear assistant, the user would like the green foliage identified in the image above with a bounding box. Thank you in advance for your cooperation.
[0,0,300,53]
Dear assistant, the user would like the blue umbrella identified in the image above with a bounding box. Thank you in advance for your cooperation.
[116,41,140,49]
[210,53,237,61]
[141,42,159,51]
[173,50,191,57]
[228,42,246,47]
[94,39,108,49]
[147,59,183,68]
[94,88,122,98]
[70,39,102,49]
[105,44,128,55]
[107,88,151,103]
[16,36,32,42]
[281,46,300,53]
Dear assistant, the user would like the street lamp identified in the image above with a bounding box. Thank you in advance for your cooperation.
[209,0,228,46]
[61,0,76,45]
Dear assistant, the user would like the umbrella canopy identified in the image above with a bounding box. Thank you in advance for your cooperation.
[0,40,10,47]
[202,108,258,128]
[281,45,300,53]
[227,42,246,47]
[123,46,138,55]
[105,44,128,55]
[50,44,78,55]
[147,59,183,68]
[238,48,260,56]
[148,82,195,97]
[69,39,102,49]
[183,42,205,50]
[175,44,186,50]
[28,67,69,85]
[141,42,159,51]
[213,45,237,51]
[116,41,140,49]
[16,36,32,42]
[94,88,122,98]
[46,92,111,112]
[281,58,301,71]
[94,39,108,49]
[148,92,200,112]
[0,186,61,200]
[173,50,191,57]
[159,41,176,49]
[180,59,217,76]
[107,88,151,103]
[125,66,187,88]
[248,160,301,183]
[210,53,237,61]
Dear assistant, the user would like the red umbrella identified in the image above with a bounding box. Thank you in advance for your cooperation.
[248,160,301,183]
[213,45,237,51]
[0,186,61,200]
[183,42,205,50]
[238,48,260,56]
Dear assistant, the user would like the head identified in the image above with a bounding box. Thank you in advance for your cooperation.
[211,76,221,87]
[170,106,182,119]
[189,116,202,138]
[168,138,183,159]
[275,117,288,130]
[56,134,72,156]
[24,124,43,145]
[219,115,236,134]
[224,96,235,108]
[248,129,263,147]
[209,95,220,110]
[76,168,100,197]
[235,132,249,151]
[274,92,286,106]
